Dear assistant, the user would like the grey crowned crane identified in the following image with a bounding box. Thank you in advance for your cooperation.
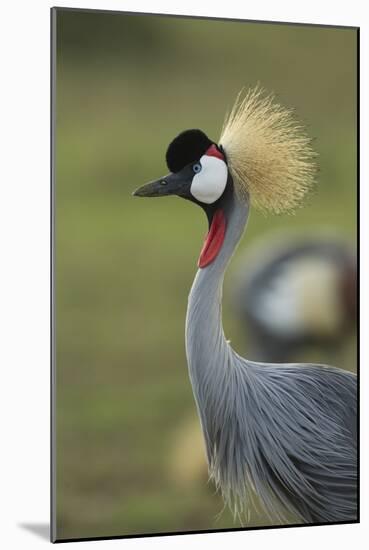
[133,87,357,524]
[232,233,357,363]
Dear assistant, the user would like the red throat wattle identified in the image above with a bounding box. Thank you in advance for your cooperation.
[198,209,226,268]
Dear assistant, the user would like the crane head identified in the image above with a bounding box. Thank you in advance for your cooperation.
[133,129,230,205]
[133,129,234,267]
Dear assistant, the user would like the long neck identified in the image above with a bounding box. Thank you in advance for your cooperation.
[185,192,249,388]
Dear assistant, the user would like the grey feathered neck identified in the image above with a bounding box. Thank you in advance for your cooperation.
[185,191,356,524]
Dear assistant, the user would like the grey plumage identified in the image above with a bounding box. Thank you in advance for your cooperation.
[133,88,357,525]
[186,192,356,523]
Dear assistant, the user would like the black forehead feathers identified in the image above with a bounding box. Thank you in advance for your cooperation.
[166,129,214,173]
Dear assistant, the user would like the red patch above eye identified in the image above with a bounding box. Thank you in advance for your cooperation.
[205,144,225,161]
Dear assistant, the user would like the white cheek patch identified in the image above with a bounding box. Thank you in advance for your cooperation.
[190,155,227,204]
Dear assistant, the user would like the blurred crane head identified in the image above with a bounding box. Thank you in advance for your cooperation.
[232,233,357,364]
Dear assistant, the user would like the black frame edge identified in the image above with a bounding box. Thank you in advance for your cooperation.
[50,5,57,544]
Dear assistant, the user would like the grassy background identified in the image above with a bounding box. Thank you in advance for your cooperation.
[54,9,357,540]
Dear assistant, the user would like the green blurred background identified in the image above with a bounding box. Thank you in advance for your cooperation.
[54,8,357,540]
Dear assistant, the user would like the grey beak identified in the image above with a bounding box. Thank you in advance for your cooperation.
[132,176,172,197]
[132,169,192,199]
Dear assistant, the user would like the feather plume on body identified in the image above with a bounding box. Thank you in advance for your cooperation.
[186,194,356,525]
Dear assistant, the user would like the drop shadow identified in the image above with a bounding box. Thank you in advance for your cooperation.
[19,523,49,541]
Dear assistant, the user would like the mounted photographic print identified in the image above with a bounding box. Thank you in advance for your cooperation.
[51,7,358,543]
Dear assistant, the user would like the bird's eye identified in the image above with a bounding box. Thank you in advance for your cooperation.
[193,163,202,174]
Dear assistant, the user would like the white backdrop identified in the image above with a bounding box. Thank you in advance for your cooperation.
[0,0,367,548]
